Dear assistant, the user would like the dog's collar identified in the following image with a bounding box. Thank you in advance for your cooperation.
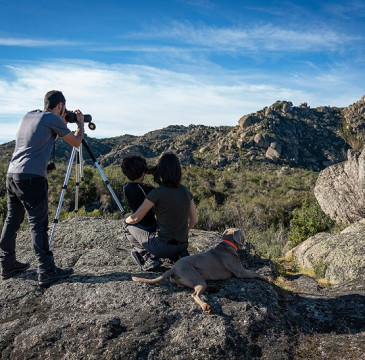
[222,239,238,251]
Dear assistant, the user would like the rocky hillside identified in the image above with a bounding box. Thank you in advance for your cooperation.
[1,96,364,171]
[1,218,364,359]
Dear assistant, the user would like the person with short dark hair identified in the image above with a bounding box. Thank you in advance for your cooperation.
[125,153,198,271]
[0,90,85,285]
[121,155,159,270]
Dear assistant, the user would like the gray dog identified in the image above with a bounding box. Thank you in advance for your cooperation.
[132,228,268,313]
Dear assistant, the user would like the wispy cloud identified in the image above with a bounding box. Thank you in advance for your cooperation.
[322,1,365,19]
[0,37,84,47]
[126,22,361,53]
[0,59,363,144]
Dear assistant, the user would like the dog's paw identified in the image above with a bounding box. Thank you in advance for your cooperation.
[202,303,214,314]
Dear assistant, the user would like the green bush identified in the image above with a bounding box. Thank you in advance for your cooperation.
[59,206,102,220]
[313,259,330,278]
[288,199,335,247]
[0,195,7,221]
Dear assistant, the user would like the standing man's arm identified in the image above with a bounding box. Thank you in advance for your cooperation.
[62,110,84,147]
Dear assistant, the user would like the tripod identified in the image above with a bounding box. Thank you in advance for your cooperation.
[49,138,126,247]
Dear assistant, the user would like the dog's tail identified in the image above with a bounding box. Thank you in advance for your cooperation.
[132,268,174,284]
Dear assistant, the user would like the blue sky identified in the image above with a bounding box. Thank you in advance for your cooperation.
[0,0,364,143]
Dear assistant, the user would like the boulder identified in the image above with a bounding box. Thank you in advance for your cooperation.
[281,102,293,113]
[314,149,365,225]
[238,115,259,129]
[253,133,271,148]
[265,142,282,162]
[286,219,365,284]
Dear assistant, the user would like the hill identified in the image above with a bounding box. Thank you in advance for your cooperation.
[1,95,364,170]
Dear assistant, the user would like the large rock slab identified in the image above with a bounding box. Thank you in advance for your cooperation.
[1,218,364,359]
[314,148,365,225]
[287,219,365,284]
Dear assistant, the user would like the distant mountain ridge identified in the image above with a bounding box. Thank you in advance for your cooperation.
[1,95,364,171]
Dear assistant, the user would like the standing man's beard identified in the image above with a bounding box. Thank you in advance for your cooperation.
[59,104,66,117]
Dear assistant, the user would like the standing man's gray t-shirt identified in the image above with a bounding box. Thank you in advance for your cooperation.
[8,110,71,177]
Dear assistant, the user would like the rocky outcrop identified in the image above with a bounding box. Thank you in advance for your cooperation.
[314,148,365,225]
[1,218,364,359]
[343,95,365,135]
[3,96,365,171]
[286,218,365,284]
[230,100,349,170]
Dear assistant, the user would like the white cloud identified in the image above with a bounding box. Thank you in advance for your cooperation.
[0,59,363,144]
[0,122,21,144]
[126,22,361,52]
[0,37,82,47]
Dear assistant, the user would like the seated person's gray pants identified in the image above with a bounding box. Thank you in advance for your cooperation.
[125,224,188,260]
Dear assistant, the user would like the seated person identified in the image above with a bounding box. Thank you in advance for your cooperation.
[125,153,197,271]
[121,155,159,270]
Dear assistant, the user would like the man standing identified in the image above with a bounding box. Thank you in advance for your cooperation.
[0,90,84,286]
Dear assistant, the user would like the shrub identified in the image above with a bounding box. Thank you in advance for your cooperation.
[313,259,330,278]
[338,121,365,152]
[59,206,102,220]
[288,199,335,247]
[0,195,7,221]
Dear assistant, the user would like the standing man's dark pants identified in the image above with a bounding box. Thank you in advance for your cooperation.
[0,173,55,274]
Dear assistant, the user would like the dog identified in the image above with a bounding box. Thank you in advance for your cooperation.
[132,228,268,314]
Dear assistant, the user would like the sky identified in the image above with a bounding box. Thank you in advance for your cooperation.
[0,0,364,144]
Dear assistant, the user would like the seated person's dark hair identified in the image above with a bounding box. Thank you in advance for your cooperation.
[121,156,149,181]
[154,152,181,188]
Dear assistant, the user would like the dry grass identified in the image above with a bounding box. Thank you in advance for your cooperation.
[273,255,334,290]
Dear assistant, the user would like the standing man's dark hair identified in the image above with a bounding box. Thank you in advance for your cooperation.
[44,90,66,110]
[0,90,85,285]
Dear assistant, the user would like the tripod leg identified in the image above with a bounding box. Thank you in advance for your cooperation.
[79,144,84,181]
[49,147,77,247]
[81,139,126,216]
[73,148,81,246]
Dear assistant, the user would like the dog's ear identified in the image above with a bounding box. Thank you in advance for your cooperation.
[223,228,245,245]
[233,229,244,245]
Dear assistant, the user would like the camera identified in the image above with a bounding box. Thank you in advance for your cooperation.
[65,110,96,130]
[47,162,56,173]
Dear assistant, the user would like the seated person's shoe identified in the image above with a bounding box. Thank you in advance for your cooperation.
[164,249,191,265]
[179,249,190,259]
[131,250,145,269]
[2,261,30,280]
[162,257,175,265]
[38,266,73,286]
[142,257,162,271]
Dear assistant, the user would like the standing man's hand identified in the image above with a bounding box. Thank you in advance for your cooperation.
[62,109,85,148]
[74,109,84,128]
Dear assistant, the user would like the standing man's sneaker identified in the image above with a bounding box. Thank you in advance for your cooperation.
[38,266,74,286]
[1,261,30,280]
